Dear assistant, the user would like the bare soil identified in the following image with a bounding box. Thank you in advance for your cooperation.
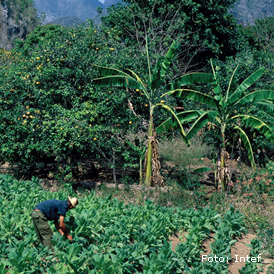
[169,232,273,273]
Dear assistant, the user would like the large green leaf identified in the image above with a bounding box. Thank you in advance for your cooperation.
[165,89,217,108]
[93,64,129,77]
[225,65,239,102]
[193,167,211,173]
[226,68,265,106]
[166,72,214,90]
[160,40,180,78]
[150,57,164,91]
[234,125,255,167]
[235,90,274,106]
[186,111,219,140]
[230,115,274,142]
[160,104,190,145]
[93,75,144,90]
[150,41,180,90]
[253,100,274,114]
[156,110,204,134]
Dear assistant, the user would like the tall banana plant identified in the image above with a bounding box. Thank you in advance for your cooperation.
[158,60,274,191]
[92,39,214,186]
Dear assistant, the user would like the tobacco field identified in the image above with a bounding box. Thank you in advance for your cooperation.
[0,174,262,273]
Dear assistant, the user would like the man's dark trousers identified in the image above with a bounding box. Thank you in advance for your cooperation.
[31,210,53,248]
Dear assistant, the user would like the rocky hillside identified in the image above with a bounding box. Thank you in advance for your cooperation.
[33,0,105,23]
[0,0,40,50]
[34,0,274,27]
[230,0,274,25]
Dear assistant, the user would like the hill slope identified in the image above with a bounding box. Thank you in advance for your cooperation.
[33,0,104,22]
[0,0,41,50]
[230,0,274,25]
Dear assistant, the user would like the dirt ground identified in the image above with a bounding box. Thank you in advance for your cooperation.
[169,233,273,273]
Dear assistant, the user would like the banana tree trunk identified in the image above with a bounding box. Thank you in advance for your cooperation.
[139,157,143,185]
[218,124,226,191]
[144,114,154,186]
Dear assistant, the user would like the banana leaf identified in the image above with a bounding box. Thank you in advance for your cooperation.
[226,68,265,106]
[165,89,217,108]
[166,72,214,90]
[235,90,274,107]
[186,111,218,140]
[150,41,180,90]
[234,125,255,167]
[225,65,239,101]
[253,100,274,114]
[156,110,204,134]
[93,75,144,90]
[231,115,274,142]
[93,64,129,77]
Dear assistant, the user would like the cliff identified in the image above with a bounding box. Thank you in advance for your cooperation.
[33,0,104,23]
[0,0,40,50]
[230,0,274,25]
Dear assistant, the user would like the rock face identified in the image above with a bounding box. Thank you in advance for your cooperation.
[0,0,40,50]
[230,0,274,25]
[0,2,25,50]
[33,0,104,23]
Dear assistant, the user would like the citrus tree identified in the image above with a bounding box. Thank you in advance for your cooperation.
[158,60,274,191]
[0,23,141,178]
[93,39,214,186]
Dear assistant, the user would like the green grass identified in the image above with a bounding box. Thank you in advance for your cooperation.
[158,135,213,165]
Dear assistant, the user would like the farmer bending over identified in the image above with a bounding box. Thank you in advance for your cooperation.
[31,196,78,248]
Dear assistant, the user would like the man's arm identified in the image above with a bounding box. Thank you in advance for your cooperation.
[54,216,73,241]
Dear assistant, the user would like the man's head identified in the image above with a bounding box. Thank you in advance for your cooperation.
[68,196,79,209]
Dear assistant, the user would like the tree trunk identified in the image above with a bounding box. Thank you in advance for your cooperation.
[217,126,231,191]
[139,157,143,185]
[112,148,117,189]
[143,114,164,187]
[144,114,153,186]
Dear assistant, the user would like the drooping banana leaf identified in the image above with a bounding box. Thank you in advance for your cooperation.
[160,104,190,145]
[234,90,274,107]
[164,89,217,108]
[231,115,274,142]
[156,110,204,134]
[93,75,144,90]
[166,72,214,91]
[226,68,265,106]
[253,100,274,114]
[93,64,129,77]
[186,110,219,140]
[234,125,255,167]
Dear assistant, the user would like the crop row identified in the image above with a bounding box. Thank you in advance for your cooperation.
[0,174,261,273]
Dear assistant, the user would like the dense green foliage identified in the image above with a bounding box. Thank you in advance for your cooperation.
[0,174,256,273]
[0,23,148,177]
[102,0,243,74]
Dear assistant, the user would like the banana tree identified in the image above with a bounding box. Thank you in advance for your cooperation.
[92,39,214,186]
[158,60,274,191]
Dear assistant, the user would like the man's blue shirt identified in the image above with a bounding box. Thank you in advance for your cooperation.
[34,200,69,221]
